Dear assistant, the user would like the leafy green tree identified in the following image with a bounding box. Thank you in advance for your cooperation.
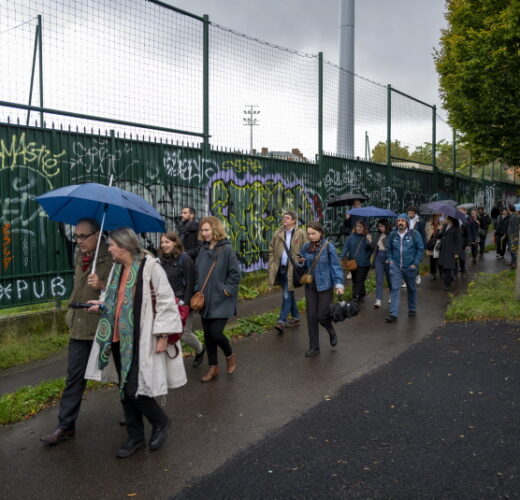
[371,140,410,163]
[434,0,520,166]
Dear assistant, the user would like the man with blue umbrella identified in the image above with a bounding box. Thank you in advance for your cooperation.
[41,218,113,446]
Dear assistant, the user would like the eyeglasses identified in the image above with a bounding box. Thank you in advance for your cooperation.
[72,232,96,242]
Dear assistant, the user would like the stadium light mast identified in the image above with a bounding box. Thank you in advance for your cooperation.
[243,104,260,153]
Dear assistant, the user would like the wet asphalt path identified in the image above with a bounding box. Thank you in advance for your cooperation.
[0,253,509,499]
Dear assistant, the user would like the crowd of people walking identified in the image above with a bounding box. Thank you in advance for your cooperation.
[39,199,519,458]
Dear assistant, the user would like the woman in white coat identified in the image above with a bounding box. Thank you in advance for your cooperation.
[86,227,186,458]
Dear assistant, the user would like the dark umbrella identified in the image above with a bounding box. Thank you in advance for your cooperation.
[430,203,467,224]
[419,199,459,215]
[348,206,396,217]
[327,193,368,207]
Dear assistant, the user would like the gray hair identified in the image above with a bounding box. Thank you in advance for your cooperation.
[109,227,144,259]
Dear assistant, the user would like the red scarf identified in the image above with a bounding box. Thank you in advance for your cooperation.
[81,254,93,272]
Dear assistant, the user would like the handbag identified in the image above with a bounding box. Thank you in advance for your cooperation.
[190,248,221,311]
[341,237,364,271]
[433,239,442,259]
[280,236,305,288]
[478,227,486,238]
[299,241,329,285]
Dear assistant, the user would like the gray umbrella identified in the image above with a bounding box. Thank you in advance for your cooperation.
[327,193,368,207]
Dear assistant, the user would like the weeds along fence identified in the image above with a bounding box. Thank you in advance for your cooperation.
[0,0,518,307]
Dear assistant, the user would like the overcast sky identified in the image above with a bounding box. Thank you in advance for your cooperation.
[167,0,448,114]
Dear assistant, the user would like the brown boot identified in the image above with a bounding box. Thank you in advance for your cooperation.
[226,353,237,375]
[201,365,219,383]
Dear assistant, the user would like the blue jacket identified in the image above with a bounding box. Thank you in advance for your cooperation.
[341,233,373,267]
[299,241,344,292]
[385,228,424,268]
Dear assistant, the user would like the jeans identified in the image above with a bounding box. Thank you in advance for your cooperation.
[375,251,391,300]
[278,267,299,323]
[389,264,417,317]
[304,284,335,351]
[201,317,232,366]
[58,339,93,430]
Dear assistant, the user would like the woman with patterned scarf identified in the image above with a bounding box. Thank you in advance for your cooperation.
[85,227,187,458]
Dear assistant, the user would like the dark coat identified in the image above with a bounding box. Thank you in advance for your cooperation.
[341,233,373,267]
[438,225,461,270]
[195,239,241,319]
[465,218,478,245]
[496,215,510,236]
[477,213,491,231]
[178,218,201,259]
[159,252,195,303]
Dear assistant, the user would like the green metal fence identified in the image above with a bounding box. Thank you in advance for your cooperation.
[1,0,519,308]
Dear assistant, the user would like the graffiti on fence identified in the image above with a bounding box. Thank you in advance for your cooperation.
[163,149,218,183]
[221,158,263,173]
[0,133,65,177]
[2,223,13,271]
[208,172,317,270]
[0,276,68,302]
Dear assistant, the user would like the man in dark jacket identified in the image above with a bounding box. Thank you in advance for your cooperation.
[477,207,491,257]
[178,206,201,259]
[41,218,112,446]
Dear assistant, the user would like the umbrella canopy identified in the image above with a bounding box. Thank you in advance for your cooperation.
[457,203,476,210]
[36,183,166,233]
[327,193,368,207]
[348,206,396,217]
[430,203,467,224]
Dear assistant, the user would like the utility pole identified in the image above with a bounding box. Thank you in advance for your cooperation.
[243,104,260,153]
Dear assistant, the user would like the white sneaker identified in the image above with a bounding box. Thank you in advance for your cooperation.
[346,272,352,280]
[388,298,391,304]
[416,275,421,285]
[374,299,382,308]
[401,281,406,288]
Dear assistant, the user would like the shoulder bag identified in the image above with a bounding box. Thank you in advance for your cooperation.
[190,247,221,311]
[280,235,305,288]
[342,237,364,272]
[299,241,329,285]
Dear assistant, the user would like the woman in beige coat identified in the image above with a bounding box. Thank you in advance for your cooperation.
[86,227,186,458]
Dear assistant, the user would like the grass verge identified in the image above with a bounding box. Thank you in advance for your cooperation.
[0,332,69,371]
[445,270,520,321]
[0,378,111,425]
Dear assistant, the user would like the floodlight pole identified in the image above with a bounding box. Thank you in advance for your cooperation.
[243,104,260,153]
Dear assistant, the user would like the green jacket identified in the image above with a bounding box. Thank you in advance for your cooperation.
[65,241,113,340]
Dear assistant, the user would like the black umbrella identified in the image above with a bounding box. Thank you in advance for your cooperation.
[327,193,368,207]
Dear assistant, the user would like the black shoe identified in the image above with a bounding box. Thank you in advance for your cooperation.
[385,315,397,323]
[192,346,205,368]
[149,417,171,451]
[274,321,286,335]
[329,332,338,347]
[305,348,320,357]
[116,440,145,458]
[40,428,75,446]
[408,310,416,317]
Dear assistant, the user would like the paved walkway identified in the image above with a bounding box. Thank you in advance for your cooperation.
[0,252,510,499]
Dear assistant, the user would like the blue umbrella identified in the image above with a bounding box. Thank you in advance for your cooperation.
[36,182,166,274]
[348,206,396,217]
[429,203,467,224]
[36,182,165,233]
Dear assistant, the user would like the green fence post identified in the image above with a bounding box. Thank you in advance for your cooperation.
[386,84,392,186]
[38,14,44,127]
[432,105,437,195]
[318,51,323,166]
[202,14,210,158]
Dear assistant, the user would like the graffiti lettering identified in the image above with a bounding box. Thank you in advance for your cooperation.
[2,223,13,270]
[209,173,316,271]
[0,276,68,304]
[67,139,137,177]
[221,158,263,173]
[0,283,12,300]
[0,133,65,177]
[163,149,218,183]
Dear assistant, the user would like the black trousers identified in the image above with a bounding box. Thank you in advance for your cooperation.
[496,234,507,256]
[429,256,438,276]
[201,317,232,366]
[351,266,370,300]
[443,268,454,288]
[112,342,166,443]
[58,339,93,430]
[305,284,335,351]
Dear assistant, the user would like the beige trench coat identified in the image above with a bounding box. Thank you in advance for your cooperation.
[268,227,307,290]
